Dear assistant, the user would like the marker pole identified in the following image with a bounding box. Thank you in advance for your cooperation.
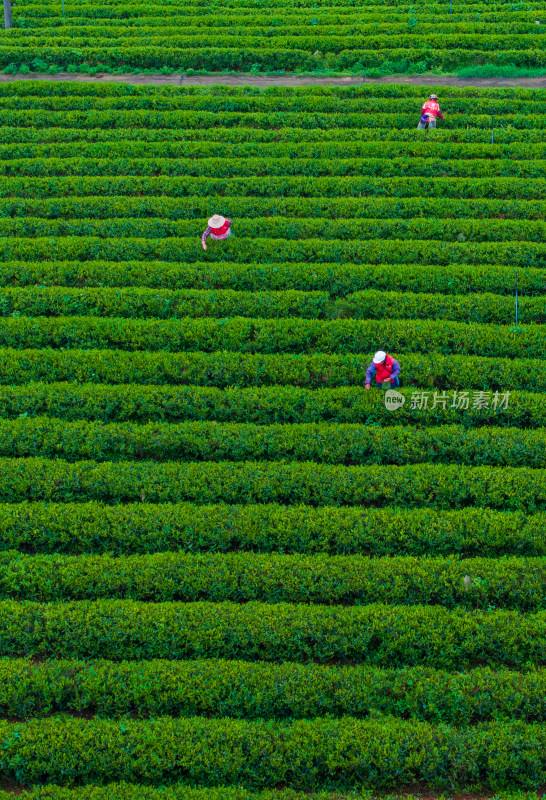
[515,270,519,327]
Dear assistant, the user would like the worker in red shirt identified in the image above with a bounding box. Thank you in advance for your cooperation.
[202,214,233,251]
[365,351,401,390]
[417,94,445,129]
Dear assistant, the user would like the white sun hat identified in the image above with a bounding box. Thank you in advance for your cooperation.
[208,214,226,228]
[373,350,387,364]
[429,94,438,100]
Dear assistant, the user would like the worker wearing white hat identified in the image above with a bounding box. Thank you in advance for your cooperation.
[202,214,233,251]
[417,94,445,129]
[365,351,401,390]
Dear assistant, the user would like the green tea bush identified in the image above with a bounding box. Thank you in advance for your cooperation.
[0,658,544,723]
[1,551,545,608]
[0,598,544,665]
[0,417,544,467]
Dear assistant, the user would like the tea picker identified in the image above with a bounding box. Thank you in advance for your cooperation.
[202,214,234,251]
[365,351,401,390]
[417,94,445,129]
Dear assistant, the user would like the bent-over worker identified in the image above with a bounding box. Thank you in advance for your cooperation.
[417,94,444,129]
[365,350,401,390]
[202,214,233,251]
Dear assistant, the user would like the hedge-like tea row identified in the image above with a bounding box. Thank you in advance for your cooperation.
[0,287,330,321]
[4,35,534,55]
[2,110,543,134]
[2,715,546,789]
[339,289,544,323]
[0,598,544,665]
[0,259,542,297]
[2,86,541,110]
[0,315,541,358]
[0,284,540,324]
[0,348,542,392]
[4,235,544,268]
[2,156,542,179]
[1,658,545,723]
[3,124,542,145]
[7,12,543,28]
[0,44,544,70]
[7,7,544,22]
[3,175,543,201]
[2,551,545,608]
[3,139,543,162]
[0,457,545,510]
[1,383,542,428]
[2,195,544,222]
[1,418,543,468]
[1,282,527,326]
[3,82,537,99]
[2,217,543,245]
[0,96,546,121]
[21,18,536,33]
[0,501,543,557]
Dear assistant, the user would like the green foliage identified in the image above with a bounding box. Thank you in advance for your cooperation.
[0,259,541,298]
[0,598,545,666]
[0,39,544,71]
[1,174,542,202]
[2,155,543,179]
[0,347,542,391]
[0,77,543,797]
[2,63,20,75]
[0,282,544,325]
[0,715,545,789]
[0,194,544,222]
[0,786,384,800]
[0,501,542,558]
[0,457,543,511]
[0,218,543,248]
[0,314,541,358]
[0,382,542,427]
[339,289,545,323]
[0,659,545,723]
[1,121,542,144]
[0,417,544,468]
[0,286,330,320]
[1,551,546,609]
[3,137,545,162]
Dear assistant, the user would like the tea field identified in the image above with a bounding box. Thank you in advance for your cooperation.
[1,0,546,73]
[0,80,544,798]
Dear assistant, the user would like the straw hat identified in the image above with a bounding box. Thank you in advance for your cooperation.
[208,214,226,228]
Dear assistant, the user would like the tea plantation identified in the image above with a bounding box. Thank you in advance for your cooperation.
[1,0,545,73]
[0,79,544,798]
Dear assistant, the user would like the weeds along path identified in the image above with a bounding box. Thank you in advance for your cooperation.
[0,72,545,88]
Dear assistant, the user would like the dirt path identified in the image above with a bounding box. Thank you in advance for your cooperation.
[0,72,545,88]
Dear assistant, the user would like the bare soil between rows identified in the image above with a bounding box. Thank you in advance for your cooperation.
[1,73,545,88]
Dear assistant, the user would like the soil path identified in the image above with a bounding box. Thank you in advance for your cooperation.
[0,72,545,88]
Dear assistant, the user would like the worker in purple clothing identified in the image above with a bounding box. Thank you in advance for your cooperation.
[365,350,401,390]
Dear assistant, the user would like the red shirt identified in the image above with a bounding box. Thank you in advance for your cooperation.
[211,220,231,236]
[375,355,395,383]
[421,100,444,120]
[202,218,232,247]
